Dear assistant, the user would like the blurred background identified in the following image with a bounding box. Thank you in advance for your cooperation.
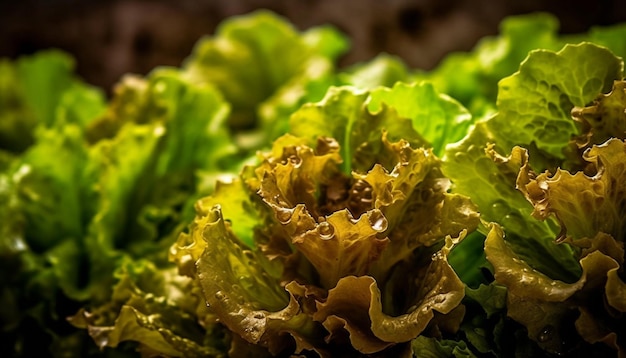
[1,0,625,94]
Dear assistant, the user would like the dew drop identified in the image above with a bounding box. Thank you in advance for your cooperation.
[537,325,555,343]
[215,291,225,300]
[318,221,335,240]
[276,207,294,224]
[368,210,388,232]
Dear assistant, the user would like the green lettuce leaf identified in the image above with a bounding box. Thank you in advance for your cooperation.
[338,53,410,90]
[182,9,349,149]
[290,84,471,174]
[444,43,623,283]
[0,50,105,153]
[368,82,472,157]
[494,43,622,159]
[570,80,626,164]
[420,12,626,120]
[518,138,626,241]
[69,259,227,357]
[1,52,235,356]
[456,43,626,355]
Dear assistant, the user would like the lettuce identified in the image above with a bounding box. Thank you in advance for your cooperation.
[182,10,349,150]
[3,9,626,358]
[169,86,480,355]
[0,58,236,356]
[419,12,626,119]
[446,41,626,355]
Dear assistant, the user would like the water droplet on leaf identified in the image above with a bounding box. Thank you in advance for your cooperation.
[537,325,555,343]
[276,207,294,224]
[368,210,388,232]
[318,221,335,240]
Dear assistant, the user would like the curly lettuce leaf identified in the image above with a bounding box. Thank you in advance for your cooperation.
[442,40,625,355]
[290,86,426,174]
[444,125,581,282]
[486,224,626,355]
[69,259,226,357]
[570,80,626,158]
[290,84,471,174]
[485,139,626,355]
[178,94,478,354]
[444,43,623,281]
[190,205,326,356]
[314,238,464,352]
[518,138,626,242]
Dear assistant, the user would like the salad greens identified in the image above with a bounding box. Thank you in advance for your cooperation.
[2,8,626,358]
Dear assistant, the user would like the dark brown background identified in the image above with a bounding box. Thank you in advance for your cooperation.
[1,0,625,94]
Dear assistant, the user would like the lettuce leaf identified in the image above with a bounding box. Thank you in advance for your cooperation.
[420,12,626,119]
[171,83,479,356]
[69,259,226,357]
[444,43,623,283]
[182,9,348,149]
[0,50,105,153]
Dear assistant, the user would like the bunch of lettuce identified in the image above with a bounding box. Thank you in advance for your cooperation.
[444,42,626,356]
[3,8,626,358]
[417,12,626,119]
[0,53,236,356]
[0,10,354,357]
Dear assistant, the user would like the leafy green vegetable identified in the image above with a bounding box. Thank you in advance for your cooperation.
[0,50,105,153]
[3,9,626,358]
[419,12,626,119]
[168,84,480,355]
[444,40,626,356]
[1,57,236,356]
[182,9,349,149]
